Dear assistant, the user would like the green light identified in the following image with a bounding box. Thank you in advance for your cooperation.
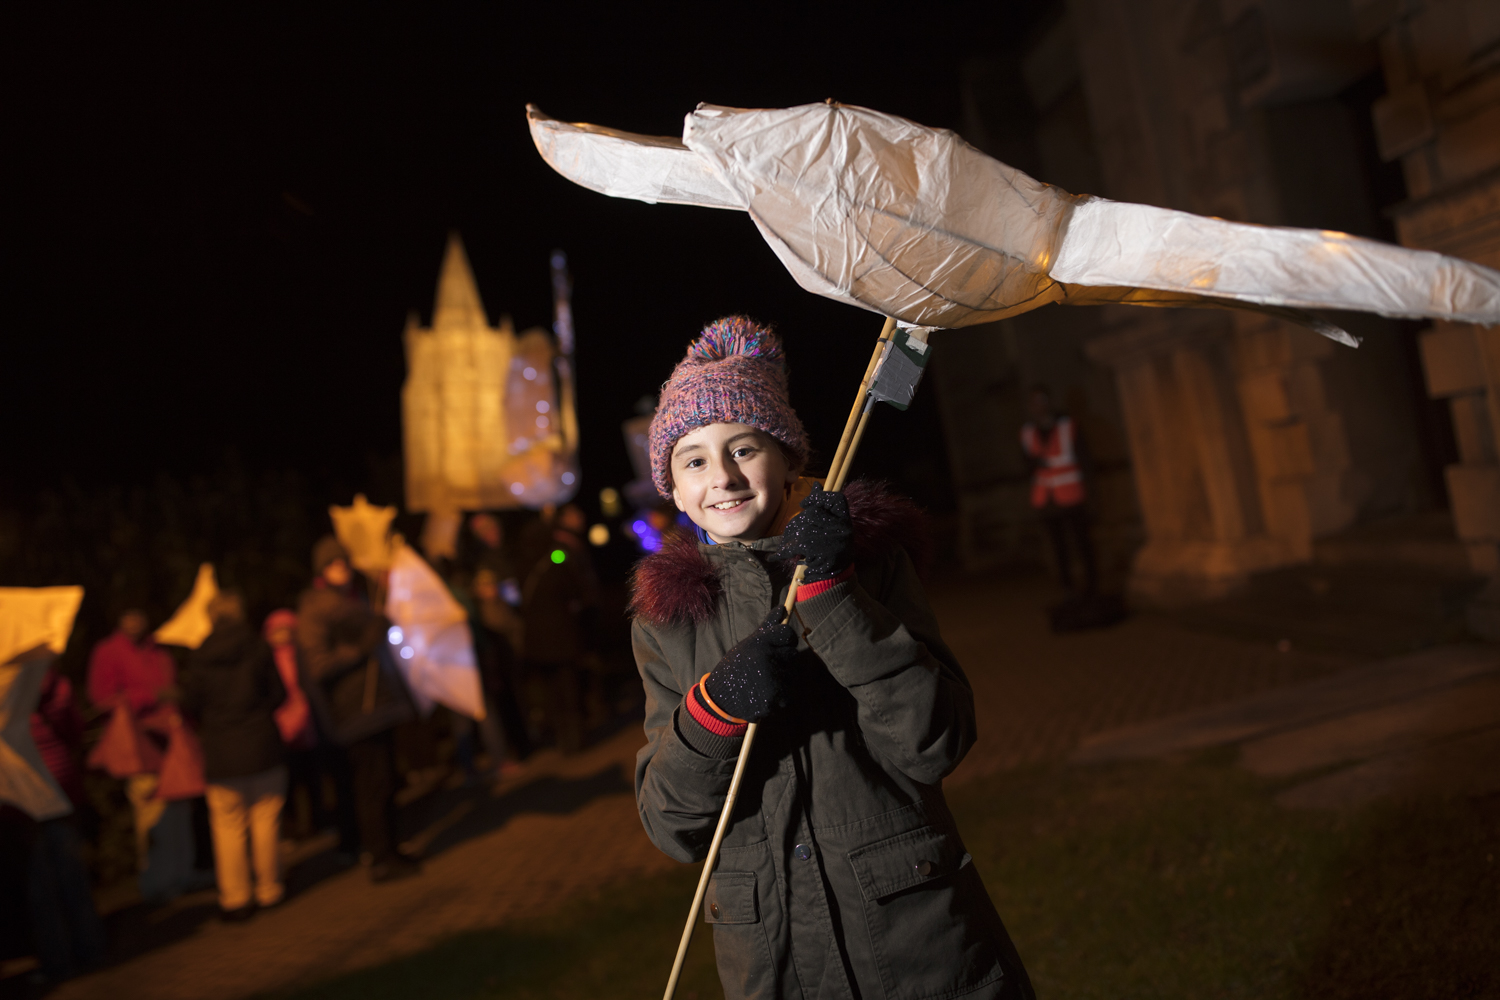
[550,549,566,564]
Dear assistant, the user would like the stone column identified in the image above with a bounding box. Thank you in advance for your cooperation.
[1362,0,1500,636]
[1233,313,1357,550]
[1419,322,1500,636]
[1471,325,1500,636]
[1419,323,1500,575]
[1088,312,1301,605]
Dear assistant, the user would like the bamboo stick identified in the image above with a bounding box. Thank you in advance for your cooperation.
[829,403,874,493]
[661,720,759,1000]
[662,316,893,1000]
[826,317,895,484]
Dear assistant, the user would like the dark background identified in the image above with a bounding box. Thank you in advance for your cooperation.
[2,1,1057,658]
[5,2,1052,499]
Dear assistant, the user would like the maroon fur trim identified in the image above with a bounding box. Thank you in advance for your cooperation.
[629,528,723,629]
[628,479,929,628]
[844,478,931,573]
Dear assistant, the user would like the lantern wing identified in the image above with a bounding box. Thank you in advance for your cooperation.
[0,586,84,668]
[385,544,486,721]
[154,563,218,650]
[1051,197,1500,329]
[526,105,741,210]
[528,100,1500,343]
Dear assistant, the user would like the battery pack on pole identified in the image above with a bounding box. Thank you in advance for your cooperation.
[660,317,935,1000]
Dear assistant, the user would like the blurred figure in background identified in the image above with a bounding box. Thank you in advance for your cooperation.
[86,607,197,900]
[522,503,597,752]
[297,537,418,883]
[466,513,531,762]
[447,572,514,782]
[263,609,328,840]
[470,568,531,762]
[27,657,108,982]
[1021,384,1098,597]
[515,502,557,587]
[467,513,511,582]
[181,591,287,920]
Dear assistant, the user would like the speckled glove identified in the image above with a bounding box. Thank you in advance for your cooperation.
[702,607,799,723]
[777,483,855,583]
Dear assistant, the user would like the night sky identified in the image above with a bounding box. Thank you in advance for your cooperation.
[8,3,1047,509]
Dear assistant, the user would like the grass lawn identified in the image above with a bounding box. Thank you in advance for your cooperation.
[261,751,1500,1000]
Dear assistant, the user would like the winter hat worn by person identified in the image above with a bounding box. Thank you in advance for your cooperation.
[312,535,349,576]
[648,316,810,498]
[263,609,297,644]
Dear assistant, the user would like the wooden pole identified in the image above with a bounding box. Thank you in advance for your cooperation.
[662,316,893,1000]
[830,403,874,493]
[660,720,760,1000]
[826,317,896,484]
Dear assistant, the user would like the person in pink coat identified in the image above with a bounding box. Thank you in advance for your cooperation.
[264,610,314,750]
[86,608,199,901]
[263,609,332,842]
[86,609,175,726]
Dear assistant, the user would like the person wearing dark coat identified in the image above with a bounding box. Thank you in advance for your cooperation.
[295,536,418,882]
[632,319,1034,1000]
[26,661,108,982]
[521,503,598,752]
[181,592,288,918]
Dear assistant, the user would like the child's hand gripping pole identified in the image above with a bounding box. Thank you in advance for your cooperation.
[661,316,897,1000]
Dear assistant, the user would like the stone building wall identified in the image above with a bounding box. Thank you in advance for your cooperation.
[1358,0,1500,631]
[936,0,1443,604]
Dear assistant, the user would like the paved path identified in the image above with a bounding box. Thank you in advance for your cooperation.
[47,574,1359,1000]
[938,577,1355,781]
[1076,642,1500,807]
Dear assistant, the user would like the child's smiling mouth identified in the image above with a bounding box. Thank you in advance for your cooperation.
[710,497,751,512]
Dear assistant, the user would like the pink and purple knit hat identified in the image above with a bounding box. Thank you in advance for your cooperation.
[649,316,809,498]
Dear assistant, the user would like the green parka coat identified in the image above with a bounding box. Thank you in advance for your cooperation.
[631,482,1033,1000]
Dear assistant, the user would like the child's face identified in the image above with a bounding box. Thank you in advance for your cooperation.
[670,423,797,544]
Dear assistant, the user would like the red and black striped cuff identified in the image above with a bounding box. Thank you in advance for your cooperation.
[686,679,748,737]
[795,566,855,601]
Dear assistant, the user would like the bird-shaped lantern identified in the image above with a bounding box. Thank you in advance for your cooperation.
[528,101,1500,345]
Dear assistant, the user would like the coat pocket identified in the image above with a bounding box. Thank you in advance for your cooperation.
[847,826,1004,1000]
[703,871,758,924]
[704,870,776,998]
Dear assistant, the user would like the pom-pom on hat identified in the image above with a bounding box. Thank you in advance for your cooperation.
[649,316,809,498]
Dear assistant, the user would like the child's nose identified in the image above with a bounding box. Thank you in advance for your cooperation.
[711,456,742,488]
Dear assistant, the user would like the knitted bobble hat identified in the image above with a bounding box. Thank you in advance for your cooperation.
[649,316,810,498]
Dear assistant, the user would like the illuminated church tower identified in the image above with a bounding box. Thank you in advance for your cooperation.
[402,233,578,513]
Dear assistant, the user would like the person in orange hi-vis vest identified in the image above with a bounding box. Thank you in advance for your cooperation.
[1020,384,1098,595]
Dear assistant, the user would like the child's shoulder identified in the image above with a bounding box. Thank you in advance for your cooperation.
[842,478,930,571]
[628,479,928,630]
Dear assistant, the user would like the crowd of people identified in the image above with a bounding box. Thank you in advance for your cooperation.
[6,502,602,987]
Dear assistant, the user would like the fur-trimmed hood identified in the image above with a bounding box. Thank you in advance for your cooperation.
[629,479,928,628]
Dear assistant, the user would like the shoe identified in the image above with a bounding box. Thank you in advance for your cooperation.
[369,855,421,884]
[220,906,255,923]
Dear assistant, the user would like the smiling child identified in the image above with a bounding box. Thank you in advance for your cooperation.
[630,315,1034,1000]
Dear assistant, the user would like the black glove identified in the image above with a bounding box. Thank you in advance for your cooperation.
[777,483,855,583]
[703,607,799,723]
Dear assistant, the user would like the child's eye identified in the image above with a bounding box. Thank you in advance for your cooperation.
[686,458,705,469]
[733,446,755,458]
